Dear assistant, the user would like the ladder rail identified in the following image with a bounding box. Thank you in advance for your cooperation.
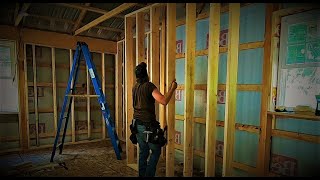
[51,42,122,162]
[50,45,81,162]
[59,49,82,154]
[81,43,122,160]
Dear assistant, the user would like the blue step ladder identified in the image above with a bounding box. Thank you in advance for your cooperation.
[50,42,122,162]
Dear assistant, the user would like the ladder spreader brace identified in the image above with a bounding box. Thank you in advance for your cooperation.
[50,42,122,162]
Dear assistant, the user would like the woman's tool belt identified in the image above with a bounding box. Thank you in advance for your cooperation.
[129,119,138,144]
[130,119,167,147]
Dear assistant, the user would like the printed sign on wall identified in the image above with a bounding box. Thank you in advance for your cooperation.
[206,29,229,49]
[219,29,228,47]
[216,140,224,157]
[175,131,181,144]
[75,120,95,131]
[29,123,46,135]
[176,40,183,54]
[270,154,298,176]
[28,87,44,97]
[175,89,182,101]
[217,90,226,104]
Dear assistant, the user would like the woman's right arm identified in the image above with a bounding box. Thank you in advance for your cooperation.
[152,79,177,105]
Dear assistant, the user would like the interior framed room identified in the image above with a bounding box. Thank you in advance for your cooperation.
[0,3,319,177]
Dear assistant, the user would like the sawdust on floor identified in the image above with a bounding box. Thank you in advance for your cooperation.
[0,140,204,177]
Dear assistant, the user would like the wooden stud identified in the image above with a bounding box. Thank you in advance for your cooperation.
[166,3,176,177]
[15,33,26,151]
[184,3,196,177]
[23,43,30,149]
[257,4,278,176]
[32,44,39,146]
[222,3,240,177]
[125,16,136,165]
[102,53,106,139]
[159,6,167,159]
[205,3,220,177]
[70,49,75,143]
[116,43,123,141]
[122,42,126,141]
[150,6,160,122]
[52,47,57,133]
[136,12,145,64]
[87,65,91,139]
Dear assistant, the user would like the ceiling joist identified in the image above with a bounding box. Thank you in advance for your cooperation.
[74,3,137,36]
[72,3,91,32]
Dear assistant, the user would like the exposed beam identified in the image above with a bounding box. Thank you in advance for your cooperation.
[15,3,31,26]
[72,3,91,32]
[53,3,124,19]
[81,23,124,33]
[0,25,117,53]
[75,3,137,36]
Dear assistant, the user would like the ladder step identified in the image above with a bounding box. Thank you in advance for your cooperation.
[66,94,99,98]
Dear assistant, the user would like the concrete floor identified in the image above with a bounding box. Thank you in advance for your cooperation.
[0,140,205,177]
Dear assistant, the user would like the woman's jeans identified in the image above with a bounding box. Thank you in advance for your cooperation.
[136,124,161,177]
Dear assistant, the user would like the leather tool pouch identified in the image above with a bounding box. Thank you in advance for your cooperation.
[129,119,138,144]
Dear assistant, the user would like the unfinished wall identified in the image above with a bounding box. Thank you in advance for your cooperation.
[172,3,320,177]
[23,44,115,148]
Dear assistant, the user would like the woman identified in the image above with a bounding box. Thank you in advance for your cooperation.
[133,62,177,177]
